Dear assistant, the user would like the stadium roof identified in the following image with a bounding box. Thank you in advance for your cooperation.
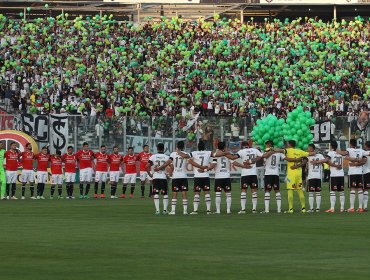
[0,0,369,21]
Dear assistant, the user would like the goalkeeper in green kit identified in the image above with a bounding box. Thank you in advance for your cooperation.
[0,141,6,200]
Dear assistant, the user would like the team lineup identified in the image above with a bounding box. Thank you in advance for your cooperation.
[0,138,369,215]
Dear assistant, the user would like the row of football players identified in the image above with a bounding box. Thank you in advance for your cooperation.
[145,139,370,215]
[1,142,153,200]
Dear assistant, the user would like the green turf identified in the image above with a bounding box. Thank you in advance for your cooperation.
[0,182,370,280]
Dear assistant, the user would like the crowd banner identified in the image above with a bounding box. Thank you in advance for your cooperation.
[49,114,69,154]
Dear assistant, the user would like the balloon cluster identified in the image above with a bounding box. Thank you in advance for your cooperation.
[282,106,315,150]
[251,114,285,150]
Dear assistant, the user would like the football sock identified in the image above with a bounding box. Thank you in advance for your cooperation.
[149,184,153,196]
[111,183,117,196]
[363,191,369,209]
[193,194,200,211]
[309,192,314,210]
[58,186,62,196]
[226,193,231,214]
[141,184,145,196]
[358,190,363,209]
[6,184,10,196]
[36,183,41,196]
[288,190,294,211]
[316,192,321,210]
[171,198,177,212]
[30,184,35,197]
[122,185,127,194]
[101,182,105,194]
[21,185,26,197]
[85,184,90,195]
[240,192,247,210]
[183,199,188,213]
[66,184,70,197]
[205,193,211,211]
[276,192,282,212]
[252,191,257,210]
[163,195,168,211]
[51,185,56,196]
[130,185,135,195]
[350,190,356,209]
[264,192,270,212]
[11,183,16,196]
[339,191,345,210]
[94,182,99,194]
[215,192,221,213]
[79,184,84,196]
[40,183,45,196]
[297,189,305,209]
[70,184,74,196]
[153,194,160,212]
[330,191,336,209]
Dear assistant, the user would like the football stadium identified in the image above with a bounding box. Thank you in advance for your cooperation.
[0,0,370,279]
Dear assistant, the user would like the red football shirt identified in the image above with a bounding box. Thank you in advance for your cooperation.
[62,153,77,173]
[36,153,50,172]
[5,150,20,171]
[20,151,35,170]
[50,156,63,175]
[137,152,152,172]
[95,152,109,172]
[76,150,94,169]
[109,153,123,172]
[123,155,137,174]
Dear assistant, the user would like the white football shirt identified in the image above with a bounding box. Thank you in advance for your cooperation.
[264,153,285,176]
[189,151,213,178]
[170,151,188,179]
[363,151,370,174]
[326,151,344,177]
[149,153,170,180]
[307,154,325,180]
[347,148,365,175]
[213,156,231,179]
[237,148,263,176]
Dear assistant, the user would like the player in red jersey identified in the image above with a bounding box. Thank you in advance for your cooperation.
[122,147,137,198]
[19,143,36,199]
[62,146,77,199]
[50,150,63,199]
[4,142,20,199]
[109,146,123,199]
[94,145,109,199]
[35,146,50,199]
[137,145,153,198]
[76,142,95,199]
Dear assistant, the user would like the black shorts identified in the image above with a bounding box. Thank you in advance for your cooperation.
[241,175,258,190]
[172,178,188,192]
[214,178,232,192]
[308,179,321,192]
[152,179,168,195]
[264,175,280,191]
[330,177,344,192]
[349,175,363,189]
[193,177,211,192]
[363,173,370,190]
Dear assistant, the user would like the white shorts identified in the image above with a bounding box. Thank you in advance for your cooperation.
[140,171,152,182]
[52,174,63,185]
[21,169,35,183]
[110,171,120,183]
[80,168,93,183]
[6,171,17,184]
[37,171,48,184]
[95,171,108,183]
[65,172,76,183]
[124,173,136,184]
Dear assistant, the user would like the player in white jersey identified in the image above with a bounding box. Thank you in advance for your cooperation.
[155,141,189,215]
[338,139,367,212]
[306,144,326,213]
[177,141,213,215]
[262,141,285,213]
[362,141,370,211]
[325,141,346,212]
[224,141,263,214]
[208,141,232,214]
[147,143,170,215]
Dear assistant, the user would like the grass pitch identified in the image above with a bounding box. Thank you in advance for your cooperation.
[1,182,370,280]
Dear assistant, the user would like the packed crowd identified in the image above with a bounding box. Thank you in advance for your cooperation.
[0,13,369,120]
